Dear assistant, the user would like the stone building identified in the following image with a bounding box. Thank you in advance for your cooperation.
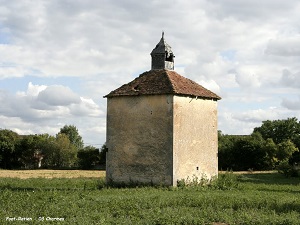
[104,33,221,186]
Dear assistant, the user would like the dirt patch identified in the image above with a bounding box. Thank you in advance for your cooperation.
[0,170,105,179]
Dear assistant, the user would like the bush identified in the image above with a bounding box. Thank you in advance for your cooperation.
[77,146,101,169]
[277,160,300,177]
[210,171,239,190]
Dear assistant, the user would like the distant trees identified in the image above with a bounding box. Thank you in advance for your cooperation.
[15,134,46,169]
[77,144,107,169]
[253,117,300,145]
[219,117,300,175]
[0,125,106,170]
[218,132,268,171]
[2,117,299,174]
[78,146,100,169]
[42,133,78,168]
[0,129,19,169]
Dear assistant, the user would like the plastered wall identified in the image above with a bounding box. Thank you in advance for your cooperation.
[106,95,174,185]
[173,96,218,185]
[106,95,218,186]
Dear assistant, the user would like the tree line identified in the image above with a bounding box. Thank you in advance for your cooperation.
[0,125,107,170]
[1,118,300,175]
[219,117,300,176]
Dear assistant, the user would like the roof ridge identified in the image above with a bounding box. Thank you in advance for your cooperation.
[164,70,177,93]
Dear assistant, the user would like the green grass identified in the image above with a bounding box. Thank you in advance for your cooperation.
[0,173,299,224]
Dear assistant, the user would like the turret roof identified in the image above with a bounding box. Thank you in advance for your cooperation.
[151,32,173,56]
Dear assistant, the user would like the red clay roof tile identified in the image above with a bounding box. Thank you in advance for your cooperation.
[104,69,221,100]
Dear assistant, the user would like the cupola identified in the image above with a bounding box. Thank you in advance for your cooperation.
[150,32,175,70]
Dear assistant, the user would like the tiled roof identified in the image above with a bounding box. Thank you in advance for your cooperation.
[104,69,221,100]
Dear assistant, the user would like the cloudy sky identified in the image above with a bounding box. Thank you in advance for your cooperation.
[1,0,300,147]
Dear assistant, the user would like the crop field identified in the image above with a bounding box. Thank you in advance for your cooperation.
[0,171,299,225]
[0,169,105,179]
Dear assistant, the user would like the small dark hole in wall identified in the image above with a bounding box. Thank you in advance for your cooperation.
[196,167,199,171]
[133,85,139,91]
[150,111,153,115]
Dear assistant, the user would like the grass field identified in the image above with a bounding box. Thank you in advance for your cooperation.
[0,171,299,225]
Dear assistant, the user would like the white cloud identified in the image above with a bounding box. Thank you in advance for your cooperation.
[1,0,300,144]
[208,0,299,22]
[69,97,103,117]
[218,105,300,135]
[0,81,104,144]
[37,85,81,106]
[282,96,300,111]
[197,79,221,96]
[233,108,280,123]
[235,69,261,89]
[280,69,300,89]
[17,82,47,97]
[265,36,300,57]
[0,63,30,79]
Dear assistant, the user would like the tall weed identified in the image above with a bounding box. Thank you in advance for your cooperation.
[177,171,239,190]
[211,171,239,190]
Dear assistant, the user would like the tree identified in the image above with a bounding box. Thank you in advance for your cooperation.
[261,138,278,169]
[230,133,266,171]
[54,133,78,168]
[218,131,238,170]
[77,144,107,169]
[15,135,43,169]
[99,143,108,165]
[277,140,298,161]
[254,117,300,169]
[77,146,101,169]
[58,125,84,150]
[254,117,300,145]
[41,133,77,168]
[0,129,19,169]
[33,134,57,168]
[218,132,274,171]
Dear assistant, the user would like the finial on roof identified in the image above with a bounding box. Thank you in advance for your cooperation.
[162,31,164,39]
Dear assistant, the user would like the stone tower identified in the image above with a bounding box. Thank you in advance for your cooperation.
[104,34,221,186]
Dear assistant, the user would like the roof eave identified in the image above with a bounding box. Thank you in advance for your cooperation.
[104,92,221,100]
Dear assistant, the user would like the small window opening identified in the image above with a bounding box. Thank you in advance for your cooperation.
[196,167,199,171]
[165,52,174,62]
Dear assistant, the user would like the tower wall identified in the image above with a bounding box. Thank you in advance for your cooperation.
[173,96,218,185]
[106,95,174,185]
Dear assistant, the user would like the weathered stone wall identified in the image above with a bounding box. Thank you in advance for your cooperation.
[106,95,174,185]
[173,96,218,185]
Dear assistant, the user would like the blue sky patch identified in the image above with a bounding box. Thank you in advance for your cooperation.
[220,49,236,61]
